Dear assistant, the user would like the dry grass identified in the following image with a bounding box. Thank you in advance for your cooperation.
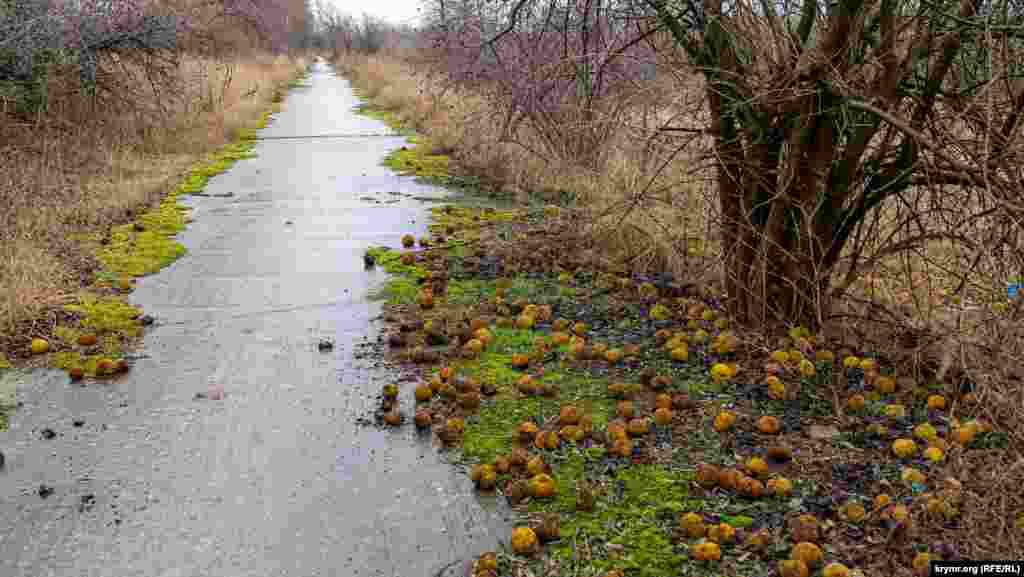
[337,54,718,286]
[0,52,307,343]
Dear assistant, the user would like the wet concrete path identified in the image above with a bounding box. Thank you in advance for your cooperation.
[0,60,510,577]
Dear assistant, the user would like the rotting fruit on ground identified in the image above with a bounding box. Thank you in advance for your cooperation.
[363,202,1013,577]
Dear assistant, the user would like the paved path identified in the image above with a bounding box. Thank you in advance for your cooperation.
[0,60,509,577]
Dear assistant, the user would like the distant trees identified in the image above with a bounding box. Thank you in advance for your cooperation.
[417,0,659,168]
[0,0,315,117]
[309,2,411,55]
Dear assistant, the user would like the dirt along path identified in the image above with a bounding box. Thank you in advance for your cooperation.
[0,59,511,577]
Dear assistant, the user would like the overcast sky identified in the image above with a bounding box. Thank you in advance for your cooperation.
[332,0,425,27]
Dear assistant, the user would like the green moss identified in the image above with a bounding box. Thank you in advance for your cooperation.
[544,371,614,427]
[382,142,451,184]
[428,205,521,232]
[176,139,258,196]
[0,369,11,430]
[365,247,428,304]
[354,98,482,190]
[354,104,404,129]
[457,345,615,465]
[64,294,142,340]
[95,195,189,277]
[371,276,420,305]
[366,247,427,277]
[53,325,82,346]
[462,396,543,463]
[444,279,493,305]
[53,351,81,369]
[457,351,521,391]
[488,326,540,355]
[350,99,453,184]
[446,277,545,306]
[524,455,695,577]
[0,354,10,369]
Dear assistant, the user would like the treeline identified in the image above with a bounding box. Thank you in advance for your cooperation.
[306,1,415,55]
[0,0,315,117]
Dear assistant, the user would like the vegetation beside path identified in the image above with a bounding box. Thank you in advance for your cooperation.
[349,63,1023,577]
[0,58,312,429]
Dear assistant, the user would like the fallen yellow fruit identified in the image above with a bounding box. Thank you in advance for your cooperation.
[510,527,538,555]
[30,338,50,354]
[822,562,851,577]
[892,438,918,458]
[924,446,945,462]
[690,540,721,561]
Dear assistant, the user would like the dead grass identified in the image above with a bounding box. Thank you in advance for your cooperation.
[0,52,307,347]
[337,54,718,287]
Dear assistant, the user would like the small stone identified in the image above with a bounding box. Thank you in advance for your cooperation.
[318,340,334,352]
[139,315,155,326]
[73,420,84,427]
[79,494,96,512]
[38,484,54,499]
[40,428,56,440]
[0,449,5,469]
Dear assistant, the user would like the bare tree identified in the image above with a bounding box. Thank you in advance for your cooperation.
[634,0,1024,329]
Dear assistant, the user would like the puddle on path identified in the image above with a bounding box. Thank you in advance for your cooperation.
[0,60,511,577]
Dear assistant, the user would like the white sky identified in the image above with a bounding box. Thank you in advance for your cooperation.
[330,0,425,27]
